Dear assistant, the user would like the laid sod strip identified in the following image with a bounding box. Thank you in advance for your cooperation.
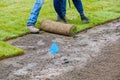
[74,12,120,33]
[0,41,24,60]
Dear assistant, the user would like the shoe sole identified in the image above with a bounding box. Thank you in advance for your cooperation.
[30,32,39,34]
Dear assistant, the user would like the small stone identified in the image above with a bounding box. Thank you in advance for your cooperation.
[62,59,69,64]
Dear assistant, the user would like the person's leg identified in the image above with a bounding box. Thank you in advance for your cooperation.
[27,0,44,33]
[72,0,84,15]
[57,0,66,21]
[27,0,44,26]
[72,0,90,23]
[54,0,67,23]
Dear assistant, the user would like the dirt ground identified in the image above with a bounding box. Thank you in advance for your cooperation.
[0,19,120,80]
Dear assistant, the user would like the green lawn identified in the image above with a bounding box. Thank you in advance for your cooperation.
[0,41,24,60]
[0,0,120,59]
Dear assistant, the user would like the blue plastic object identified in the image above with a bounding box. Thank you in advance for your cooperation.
[50,42,60,55]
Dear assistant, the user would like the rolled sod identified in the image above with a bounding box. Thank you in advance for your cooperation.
[40,20,76,36]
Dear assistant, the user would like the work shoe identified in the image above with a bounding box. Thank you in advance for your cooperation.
[27,26,39,34]
[57,17,67,23]
[80,14,90,23]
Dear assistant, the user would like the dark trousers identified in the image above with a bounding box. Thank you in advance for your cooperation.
[53,0,84,19]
